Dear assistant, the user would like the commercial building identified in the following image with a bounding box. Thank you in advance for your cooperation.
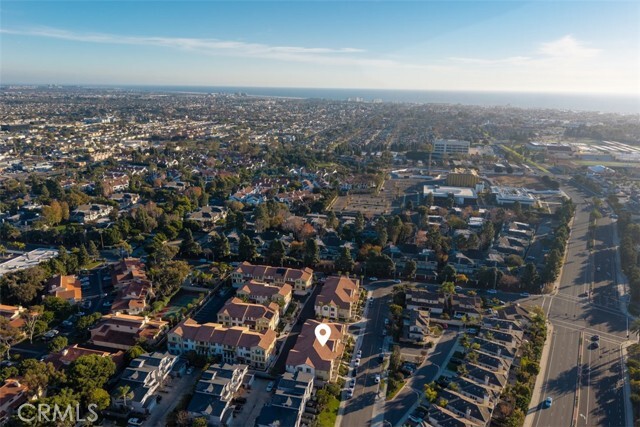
[490,186,537,206]
[0,249,58,277]
[433,139,470,156]
[423,185,478,205]
[446,168,480,187]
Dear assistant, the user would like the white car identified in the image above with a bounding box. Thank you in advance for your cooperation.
[374,374,381,384]
[266,381,275,392]
[357,350,362,358]
[347,389,354,398]
[127,418,143,426]
[354,358,361,368]
[487,289,497,294]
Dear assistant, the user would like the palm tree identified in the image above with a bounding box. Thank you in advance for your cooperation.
[117,385,133,410]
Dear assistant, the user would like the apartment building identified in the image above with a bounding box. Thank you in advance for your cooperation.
[231,262,313,295]
[167,319,277,370]
[217,298,280,332]
[47,275,82,303]
[111,352,177,413]
[236,281,292,313]
[89,313,168,351]
[314,276,360,321]
[285,320,345,382]
[256,371,314,427]
[186,363,248,426]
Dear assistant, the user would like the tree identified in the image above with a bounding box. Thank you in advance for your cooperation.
[126,344,146,362]
[238,234,258,262]
[335,246,355,273]
[520,263,540,290]
[148,260,190,297]
[505,255,524,267]
[48,335,68,353]
[441,264,457,282]
[88,241,100,260]
[303,238,320,267]
[403,260,417,279]
[366,254,396,278]
[193,418,208,427]
[425,192,434,208]
[88,388,111,411]
[77,244,90,267]
[179,228,202,258]
[267,239,286,266]
[0,317,21,360]
[20,359,65,398]
[68,354,116,398]
[631,318,640,340]
[21,306,43,343]
[116,384,134,409]
[424,382,438,403]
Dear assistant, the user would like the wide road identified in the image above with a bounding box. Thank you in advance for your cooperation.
[531,187,629,427]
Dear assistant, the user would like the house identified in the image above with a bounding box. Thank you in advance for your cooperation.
[0,304,26,329]
[285,320,345,382]
[217,298,280,332]
[89,313,168,351]
[47,275,82,303]
[438,388,492,427]
[401,308,430,345]
[187,206,227,230]
[0,379,30,425]
[111,352,177,414]
[167,319,277,370]
[406,290,443,314]
[110,258,153,315]
[236,281,292,313]
[45,344,125,370]
[186,363,248,426]
[71,204,113,223]
[109,192,140,208]
[231,262,314,295]
[465,364,508,390]
[314,276,360,321]
[427,405,479,427]
[255,371,314,427]
[452,295,483,319]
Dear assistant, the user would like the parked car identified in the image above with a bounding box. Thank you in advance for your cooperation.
[374,374,381,384]
[520,292,530,297]
[357,350,362,358]
[346,389,353,398]
[487,289,497,294]
[127,418,143,426]
[368,277,378,281]
[186,367,194,375]
[102,301,112,307]
[349,379,356,389]
[266,381,275,392]
[354,358,360,368]
[393,279,401,284]
[591,335,600,341]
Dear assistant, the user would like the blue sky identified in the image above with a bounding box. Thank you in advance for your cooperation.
[1,1,639,94]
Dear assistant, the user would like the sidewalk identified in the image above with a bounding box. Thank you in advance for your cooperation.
[524,322,554,427]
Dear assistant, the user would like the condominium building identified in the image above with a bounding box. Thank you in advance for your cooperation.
[231,262,313,295]
[314,276,360,321]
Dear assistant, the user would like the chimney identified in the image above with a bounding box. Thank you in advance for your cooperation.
[484,375,489,385]
[483,393,489,405]
[497,348,501,356]
[508,324,512,331]
[62,349,69,356]
[466,406,472,419]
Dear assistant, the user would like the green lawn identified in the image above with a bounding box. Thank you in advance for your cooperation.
[500,145,551,174]
[575,160,640,168]
[317,395,340,427]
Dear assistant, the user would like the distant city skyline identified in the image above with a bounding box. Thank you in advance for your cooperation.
[1,1,639,95]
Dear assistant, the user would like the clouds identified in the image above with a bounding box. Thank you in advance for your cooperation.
[538,35,600,59]
[0,26,396,68]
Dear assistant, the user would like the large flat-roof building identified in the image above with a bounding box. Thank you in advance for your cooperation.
[490,186,538,206]
[0,249,59,277]
[423,185,478,205]
[433,139,470,156]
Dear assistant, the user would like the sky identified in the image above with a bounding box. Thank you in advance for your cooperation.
[1,1,639,95]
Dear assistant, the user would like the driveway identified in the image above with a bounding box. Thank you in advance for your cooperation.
[228,378,273,426]
[142,368,201,426]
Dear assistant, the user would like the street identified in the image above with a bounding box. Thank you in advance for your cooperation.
[530,187,629,427]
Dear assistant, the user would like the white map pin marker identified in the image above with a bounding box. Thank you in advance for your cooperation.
[315,323,331,347]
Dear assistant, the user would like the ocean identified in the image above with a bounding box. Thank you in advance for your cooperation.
[99,85,640,115]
